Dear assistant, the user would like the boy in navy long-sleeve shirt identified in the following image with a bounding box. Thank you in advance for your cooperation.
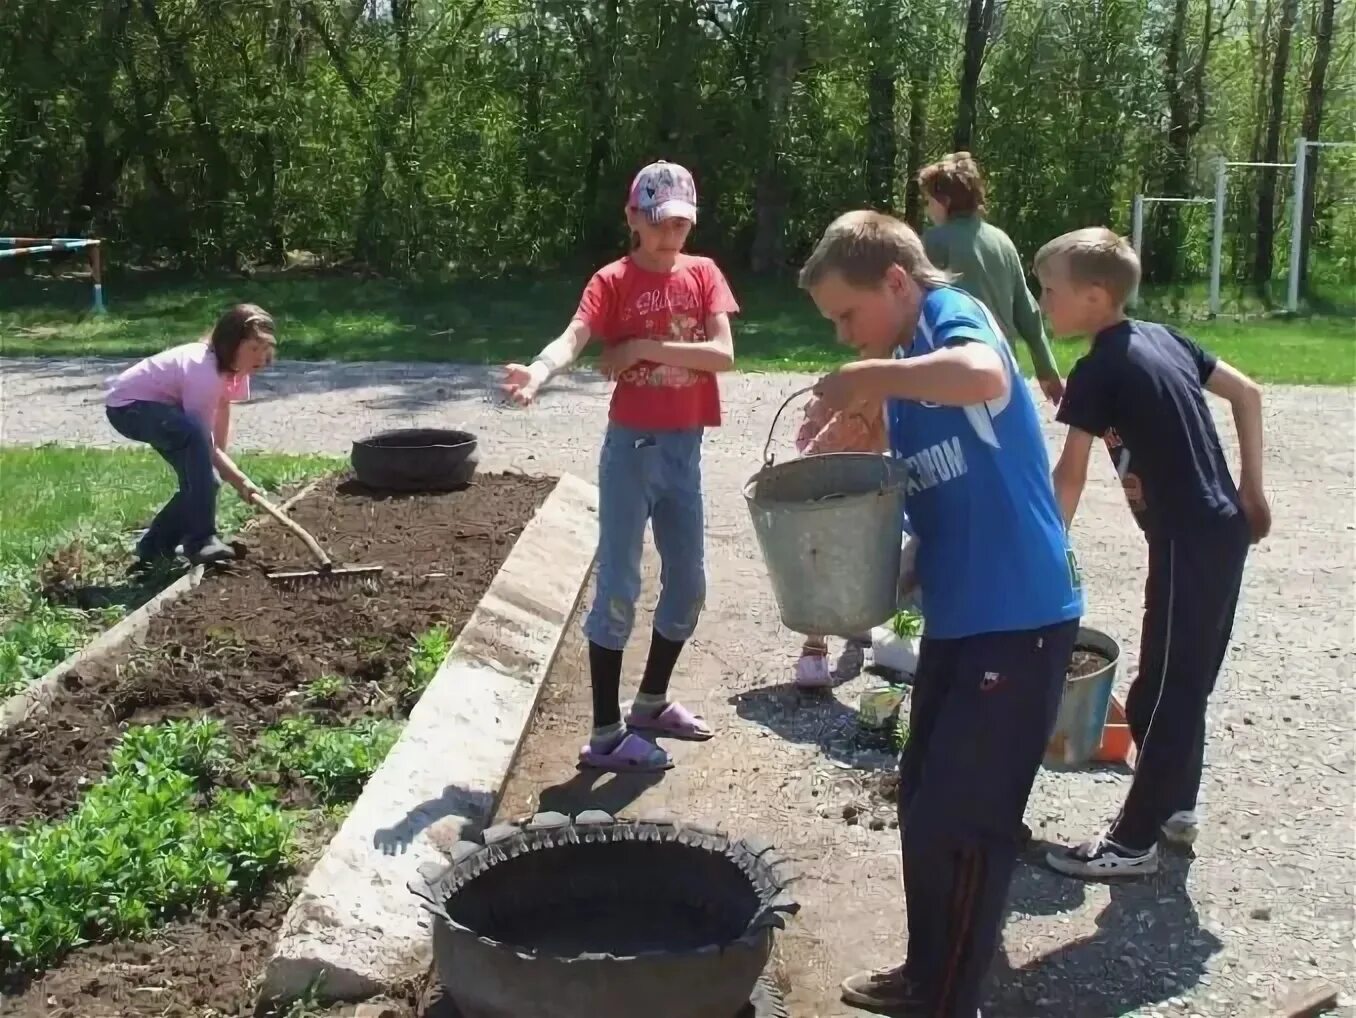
[1035,227,1271,879]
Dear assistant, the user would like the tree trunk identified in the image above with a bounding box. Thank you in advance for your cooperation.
[579,0,621,258]
[864,0,898,210]
[749,0,803,274]
[1254,0,1299,284]
[138,0,237,262]
[1148,0,1227,283]
[952,0,994,150]
[1297,0,1336,291]
[902,63,930,228]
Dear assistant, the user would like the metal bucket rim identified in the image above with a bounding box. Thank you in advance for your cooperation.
[1064,626,1122,688]
[743,454,907,509]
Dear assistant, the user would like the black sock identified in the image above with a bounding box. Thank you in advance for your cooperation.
[638,630,685,699]
[588,641,624,729]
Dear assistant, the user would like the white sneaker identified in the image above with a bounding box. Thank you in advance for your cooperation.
[1047,835,1159,879]
[795,653,833,689]
[1161,810,1200,847]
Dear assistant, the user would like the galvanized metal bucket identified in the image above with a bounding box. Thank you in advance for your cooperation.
[1043,626,1122,769]
[744,387,907,637]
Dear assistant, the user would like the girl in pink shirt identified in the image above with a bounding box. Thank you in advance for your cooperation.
[104,304,276,568]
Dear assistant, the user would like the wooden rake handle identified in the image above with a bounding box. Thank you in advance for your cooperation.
[248,491,333,569]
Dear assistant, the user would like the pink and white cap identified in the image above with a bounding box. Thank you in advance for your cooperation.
[628,160,698,224]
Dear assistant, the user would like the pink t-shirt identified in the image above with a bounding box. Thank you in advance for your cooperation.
[105,341,250,432]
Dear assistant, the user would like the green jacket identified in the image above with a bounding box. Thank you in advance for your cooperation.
[922,214,1058,380]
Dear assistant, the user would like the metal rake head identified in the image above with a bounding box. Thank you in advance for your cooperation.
[265,564,385,592]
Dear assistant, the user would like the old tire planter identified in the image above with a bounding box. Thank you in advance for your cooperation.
[409,811,799,1018]
[350,428,479,492]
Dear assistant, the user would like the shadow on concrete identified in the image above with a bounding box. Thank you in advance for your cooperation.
[372,784,497,856]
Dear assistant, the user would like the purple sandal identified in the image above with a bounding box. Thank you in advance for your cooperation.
[578,733,673,773]
[625,701,714,742]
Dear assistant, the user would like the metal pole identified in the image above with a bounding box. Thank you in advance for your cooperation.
[1209,157,1226,317]
[88,240,106,314]
[1287,137,1307,312]
[1130,195,1145,307]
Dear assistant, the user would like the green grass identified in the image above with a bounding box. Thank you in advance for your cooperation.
[1,270,1351,382]
[0,445,338,698]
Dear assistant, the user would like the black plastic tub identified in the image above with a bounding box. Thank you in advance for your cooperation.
[350,428,479,492]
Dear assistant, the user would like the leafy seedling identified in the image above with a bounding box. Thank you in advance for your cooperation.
[403,625,451,703]
[303,673,348,706]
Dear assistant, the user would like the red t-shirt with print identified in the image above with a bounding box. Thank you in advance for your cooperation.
[573,254,740,430]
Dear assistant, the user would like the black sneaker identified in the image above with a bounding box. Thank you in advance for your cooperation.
[188,537,236,566]
[840,963,923,1013]
[1046,834,1158,879]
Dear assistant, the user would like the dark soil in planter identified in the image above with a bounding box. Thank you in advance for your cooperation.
[1067,647,1113,681]
[0,472,553,1017]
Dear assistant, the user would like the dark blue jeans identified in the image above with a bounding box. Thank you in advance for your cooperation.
[106,401,220,558]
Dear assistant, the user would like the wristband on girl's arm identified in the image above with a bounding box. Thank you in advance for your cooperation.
[533,350,568,377]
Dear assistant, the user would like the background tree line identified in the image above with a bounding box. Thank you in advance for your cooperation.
[1,0,1351,292]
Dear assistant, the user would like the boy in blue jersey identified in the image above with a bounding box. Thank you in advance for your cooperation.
[1035,228,1271,879]
[802,210,1083,1018]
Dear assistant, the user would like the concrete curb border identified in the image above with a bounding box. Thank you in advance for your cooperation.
[259,472,599,1006]
[0,478,326,734]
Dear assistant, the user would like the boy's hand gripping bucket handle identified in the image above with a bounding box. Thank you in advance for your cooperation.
[762,385,816,467]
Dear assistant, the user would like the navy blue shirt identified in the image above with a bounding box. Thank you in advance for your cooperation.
[887,287,1083,640]
[1056,319,1241,536]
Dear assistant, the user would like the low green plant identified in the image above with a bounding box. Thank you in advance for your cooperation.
[303,673,348,705]
[0,600,91,698]
[0,719,294,977]
[891,715,910,752]
[404,625,451,700]
[253,717,400,804]
[888,610,923,640]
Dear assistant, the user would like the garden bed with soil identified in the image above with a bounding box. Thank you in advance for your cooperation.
[0,472,553,1018]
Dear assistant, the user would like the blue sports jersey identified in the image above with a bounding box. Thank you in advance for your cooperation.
[887,286,1083,639]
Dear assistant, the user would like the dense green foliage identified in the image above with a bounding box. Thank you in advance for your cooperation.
[2,0,1351,294]
[0,720,294,975]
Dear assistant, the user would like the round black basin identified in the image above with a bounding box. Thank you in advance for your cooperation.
[409,811,799,1018]
[350,428,478,492]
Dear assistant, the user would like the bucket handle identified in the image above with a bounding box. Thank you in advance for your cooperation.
[762,385,816,467]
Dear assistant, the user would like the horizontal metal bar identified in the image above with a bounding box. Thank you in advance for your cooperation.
[0,237,100,247]
[0,240,99,257]
[1137,197,1215,204]
[1224,161,1294,168]
[1304,141,1356,150]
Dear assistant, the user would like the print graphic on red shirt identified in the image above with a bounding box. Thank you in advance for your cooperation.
[573,254,739,430]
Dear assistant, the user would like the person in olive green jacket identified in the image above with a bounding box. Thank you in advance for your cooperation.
[919,152,1064,405]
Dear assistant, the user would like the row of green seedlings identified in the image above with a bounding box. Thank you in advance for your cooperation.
[0,625,452,980]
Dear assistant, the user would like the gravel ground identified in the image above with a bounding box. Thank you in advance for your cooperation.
[2,355,1352,1016]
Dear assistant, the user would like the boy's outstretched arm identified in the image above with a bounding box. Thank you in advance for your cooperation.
[813,342,1007,410]
[502,319,592,405]
[1052,428,1095,528]
[1206,360,1271,542]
